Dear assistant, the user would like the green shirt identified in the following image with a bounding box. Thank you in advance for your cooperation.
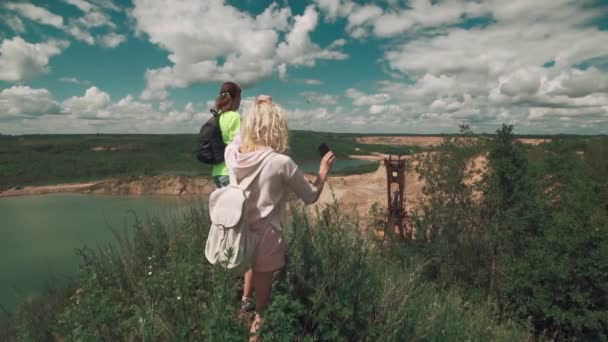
[212,110,241,176]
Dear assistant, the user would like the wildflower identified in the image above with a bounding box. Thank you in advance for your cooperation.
[177,295,182,300]
[148,271,152,276]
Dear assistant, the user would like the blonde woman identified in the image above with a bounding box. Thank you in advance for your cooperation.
[224,95,335,337]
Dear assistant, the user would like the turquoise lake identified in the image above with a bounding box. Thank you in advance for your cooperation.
[299,158,376,174]
[0,194,201,312]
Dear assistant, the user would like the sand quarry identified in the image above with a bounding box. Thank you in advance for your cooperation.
[315,136,548,217]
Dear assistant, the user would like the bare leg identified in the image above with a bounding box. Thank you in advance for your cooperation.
[253,270,274,313]
[249,270,276,338]
[243,269,253,299]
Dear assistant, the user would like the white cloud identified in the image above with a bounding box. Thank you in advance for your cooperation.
[105,94,155,119]
[0,86,60,120]
[2,84,201,132]
[276,6,348,66]
[93,0,120,12]
[76,10,115,29]
[283,102,417,133]
[277,64,287,81]
[62,0,121,46]
[314,0,342,20]
[369,104,401,115]
[59,77,92,85]
[285,106,334,127]
[255,3,291,31]
[64,0,95,13]
[3,15,25,33]
[61,86,111,118]
[66,24,95,44]
[499,67,543,97]
[311,0,607,131]
[373,1,488,38]
[408,74,463,98]
[429,98,464,113]
[4,0,121,48]
[300,91,337,105]
[0,84,225,133]
[345,5,382,33]
[359,0,608,133]
[314,0,355,21]
[0,37,69,82]
[4,3,64,29]
[277,6,320,65]
[315,0,489,38]
[298,79,323,85]
[345,88,391,106]
[100,32,126,48]
[132,0,347,99]
[528,106,608,122]
[3,1,606,135]
[140,66,187,100]
[548,68,608,98]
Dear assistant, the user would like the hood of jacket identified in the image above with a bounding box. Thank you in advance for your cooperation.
[224,134,274,182]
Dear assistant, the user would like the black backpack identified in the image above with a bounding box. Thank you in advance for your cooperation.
[197,109,226,164]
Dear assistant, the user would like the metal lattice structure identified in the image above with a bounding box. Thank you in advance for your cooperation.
[384,155,411,240]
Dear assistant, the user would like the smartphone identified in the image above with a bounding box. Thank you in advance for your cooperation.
[318,143,330,158]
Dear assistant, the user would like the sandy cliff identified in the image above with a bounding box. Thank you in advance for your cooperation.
[0,176,216,197]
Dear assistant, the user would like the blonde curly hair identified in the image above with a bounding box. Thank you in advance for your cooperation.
[241,95,289,153]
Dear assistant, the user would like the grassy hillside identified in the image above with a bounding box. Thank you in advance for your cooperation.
[0,134,205,189]
[1,201,528,341]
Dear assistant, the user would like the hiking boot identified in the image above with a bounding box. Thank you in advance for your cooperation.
[241,297,255,313]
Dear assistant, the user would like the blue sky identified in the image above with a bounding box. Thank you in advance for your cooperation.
[0,0,607,134]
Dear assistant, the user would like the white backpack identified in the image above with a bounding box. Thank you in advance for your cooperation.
[204,156,272,273]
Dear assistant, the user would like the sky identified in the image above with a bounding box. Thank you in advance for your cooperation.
[0,0,607,135]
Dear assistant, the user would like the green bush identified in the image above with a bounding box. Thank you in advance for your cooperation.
[260,201,381,340]
[502,137,608,340]
[411,125,494,293]
[258,201,527,340]
[411,124,608,339]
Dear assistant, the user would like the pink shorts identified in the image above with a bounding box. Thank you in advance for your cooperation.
[252,225,285,273]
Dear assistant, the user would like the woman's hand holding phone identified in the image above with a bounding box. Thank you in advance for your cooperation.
[319,150,335,181]
[308,144,335,202]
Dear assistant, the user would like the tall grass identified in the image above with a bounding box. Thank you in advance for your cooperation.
[7,199,528,341]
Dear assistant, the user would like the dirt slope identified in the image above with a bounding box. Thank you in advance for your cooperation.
[315,157,425,218]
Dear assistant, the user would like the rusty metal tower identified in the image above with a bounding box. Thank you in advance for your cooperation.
[384,155,410,239]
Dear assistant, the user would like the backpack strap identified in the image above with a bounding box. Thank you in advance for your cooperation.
[229,152,274,191]
[210,109,222,136]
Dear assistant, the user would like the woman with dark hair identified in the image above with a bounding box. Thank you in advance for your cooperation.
[212,81,242,188]
[210,81,256,313]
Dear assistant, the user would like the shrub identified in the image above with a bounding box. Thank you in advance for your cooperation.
[502,138,608,340]
[411,125,494,293]
[411,124,608,339]
[258,200,527,341]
